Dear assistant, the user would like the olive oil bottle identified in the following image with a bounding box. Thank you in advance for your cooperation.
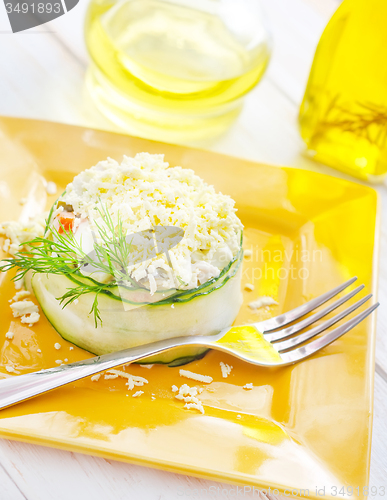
[299,0,387,181]
[84,0,271,144]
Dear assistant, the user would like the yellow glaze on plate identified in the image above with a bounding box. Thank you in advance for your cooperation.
[215,326,282,363]
[0,117,379,499]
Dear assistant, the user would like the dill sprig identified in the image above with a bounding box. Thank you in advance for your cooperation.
[58,279,109,327]
[315,94,387,148]
[0,202,136,327]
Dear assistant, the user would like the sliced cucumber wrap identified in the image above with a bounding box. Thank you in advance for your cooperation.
[31,252,243,365]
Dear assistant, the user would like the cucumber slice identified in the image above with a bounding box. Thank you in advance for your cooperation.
[62,245,242,308]
[31,260,242,364]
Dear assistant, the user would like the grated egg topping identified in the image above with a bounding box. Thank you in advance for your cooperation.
[55,153,243,292]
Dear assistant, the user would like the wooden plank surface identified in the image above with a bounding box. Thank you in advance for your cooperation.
[0,0,386,498]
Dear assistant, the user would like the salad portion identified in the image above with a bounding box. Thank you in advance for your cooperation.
[1,153,243,365]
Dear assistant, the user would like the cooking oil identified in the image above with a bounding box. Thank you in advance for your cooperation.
[215,326,282,364]
[84,0,271,144]
[299,0,387,181]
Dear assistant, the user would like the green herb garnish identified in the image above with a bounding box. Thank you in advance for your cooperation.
[0,202,136,327]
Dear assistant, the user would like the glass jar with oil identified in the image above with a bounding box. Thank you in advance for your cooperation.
[299,0,387,182]
[84,0,271,144]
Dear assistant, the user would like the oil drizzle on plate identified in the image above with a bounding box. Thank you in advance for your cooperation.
[214,326,282,363]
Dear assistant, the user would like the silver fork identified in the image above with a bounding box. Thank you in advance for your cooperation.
[0,277,378,410]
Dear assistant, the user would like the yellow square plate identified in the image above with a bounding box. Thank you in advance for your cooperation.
[0,117,379,500]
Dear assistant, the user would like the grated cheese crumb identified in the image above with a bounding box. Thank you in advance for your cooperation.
[69,346,74,350]
[37,348,42,353]
[244,249,252,258]
[10,300,38,317]
[244,283,255,292]
[126,378,135,390]
[132,391,144,398]
[104,373,119,380]
[55,360,63,365]
[0,214,47,255]
[64,358,68,363]
[243,383,253,390]
[184,402,204,414]
[5,332,14,340]
[54,343,61,350]
[220,362,233,378]
[105,369,148,391]
[14,280,23,291]
[179,369,213,384]
[46,181,57,195]
[10,295,40,326]
[106,369,148,382]
[5,365,16,373]
[139,364,154,369]
[2,238,10,253]
[174,383,205,414]
[171,385,178,392]
[177,384,198,397]
[12,290,30,302]
[248,296,278,310]
[21,311,40,324]
[91,374,101,382]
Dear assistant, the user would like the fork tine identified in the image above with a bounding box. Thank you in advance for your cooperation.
[264,284,365,342]
[274,293,372,352]
[279,302,379,365]
[258,277,358,332]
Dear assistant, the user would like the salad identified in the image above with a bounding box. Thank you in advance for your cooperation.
[1,153,243,366]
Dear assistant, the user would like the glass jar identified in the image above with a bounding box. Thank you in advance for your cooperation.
[84,0,271,144]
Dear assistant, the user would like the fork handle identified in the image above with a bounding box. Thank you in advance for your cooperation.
[0,335,207,411]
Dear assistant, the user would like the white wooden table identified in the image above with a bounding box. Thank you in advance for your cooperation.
[0,0,386,498]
